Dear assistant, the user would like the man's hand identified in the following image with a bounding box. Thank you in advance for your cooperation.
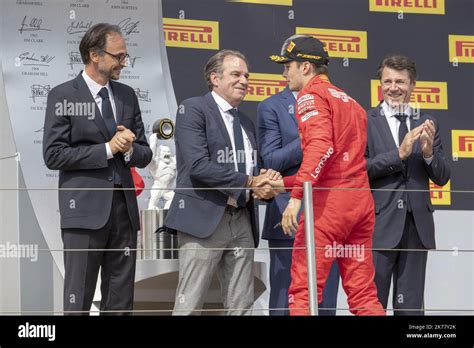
[281,198,301,236]
[109,125,136,154]
[399,124,423,161]
[259,168,282,181]
[420,120,435,158]
[249,169,283,200]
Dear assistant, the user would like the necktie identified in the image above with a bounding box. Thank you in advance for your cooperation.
[229,108,247,207]
[98,87,117,138]
[394,113,411,211]
[394,113,409,148]
[98,87,121,184]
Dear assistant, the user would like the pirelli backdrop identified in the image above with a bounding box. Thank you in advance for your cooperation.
[162,0,474,211]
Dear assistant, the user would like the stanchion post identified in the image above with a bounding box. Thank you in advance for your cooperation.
[303,181,318,315]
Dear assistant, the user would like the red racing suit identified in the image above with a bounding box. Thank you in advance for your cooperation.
[283,74,384,315]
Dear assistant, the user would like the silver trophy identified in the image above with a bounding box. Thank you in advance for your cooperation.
[140,119,177,259]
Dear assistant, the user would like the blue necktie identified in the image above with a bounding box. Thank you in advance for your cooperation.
[229,108,247,207]
[98,87,117,139]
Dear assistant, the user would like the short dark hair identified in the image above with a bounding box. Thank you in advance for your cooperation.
[295,61,329,77]
[79,23,122,65]
[376,54,417,82]
[203,49,249,91]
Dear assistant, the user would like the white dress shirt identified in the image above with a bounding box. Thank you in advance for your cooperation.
[82,70,131,161]
[211,91,254,206]
[381,101,432,165]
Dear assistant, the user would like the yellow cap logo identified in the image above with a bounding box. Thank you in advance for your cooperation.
[287,41,296,53]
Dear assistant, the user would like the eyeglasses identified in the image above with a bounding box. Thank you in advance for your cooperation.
[102,50,129,64]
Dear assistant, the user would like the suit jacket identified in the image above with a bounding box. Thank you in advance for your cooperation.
[164,92,260,247]
[43,73,152,232]
[257,86,302,240]
[365,105,450,249]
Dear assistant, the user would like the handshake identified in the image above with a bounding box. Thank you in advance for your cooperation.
[247,169,285,200]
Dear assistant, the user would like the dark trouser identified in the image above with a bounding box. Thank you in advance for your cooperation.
[373,212,428,316]
[268,239,340,316]
[62,188,137,315]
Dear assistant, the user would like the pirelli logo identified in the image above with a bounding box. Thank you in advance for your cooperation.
[296,27,367,59]
[452,130,474,158]
[246,73,287,102]
[449,35,474,64]
[370,80,448,110]
[369,0,445,15]
[227,0,292,5]
[430,180,451,206]
[163,18,219,50]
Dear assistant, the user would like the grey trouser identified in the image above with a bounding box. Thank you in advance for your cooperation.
[172,207,255,315]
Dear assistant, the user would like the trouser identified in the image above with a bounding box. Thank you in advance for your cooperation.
[268,239,340,316]
[173,207,255,315]
[62,188,137,315]
[288,190,385,316]
[373,212,428,315]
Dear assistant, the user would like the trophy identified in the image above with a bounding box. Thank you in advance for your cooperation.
[140,118,178,259]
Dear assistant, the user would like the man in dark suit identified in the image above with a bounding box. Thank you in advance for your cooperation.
[257,36,340,315]
[165,49,279,315]
[43,23,152,315]
[366,54,450,315]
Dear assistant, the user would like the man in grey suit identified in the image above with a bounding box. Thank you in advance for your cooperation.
[365,54,450,315]
[164,49,279,315]
[43,23,152,315]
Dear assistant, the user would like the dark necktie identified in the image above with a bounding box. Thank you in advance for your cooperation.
[98,87,117,138]
[98,87,121,184]
[394,113,411,211]
[394,113,409,148]
[229,108,247,207]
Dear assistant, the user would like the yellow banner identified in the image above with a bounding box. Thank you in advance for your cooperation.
[430,180,451,205]
[369,0,445,15]
[371,80,448,110]
[163,18,219,50]
[246,73,287,102]
[227,0,292,5]
[452,130,474,159]
[449,35,474,63]
[296,27,367,59]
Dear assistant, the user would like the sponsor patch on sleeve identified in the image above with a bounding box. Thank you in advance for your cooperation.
[297,94,319,122]
[301,110,319,122]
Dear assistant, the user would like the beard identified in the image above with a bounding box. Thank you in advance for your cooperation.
[98,64,121,81]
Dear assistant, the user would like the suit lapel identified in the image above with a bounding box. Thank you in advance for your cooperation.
[373,105,397,151]
[73,73,110,141]
[110,81,123,125]
[279,86,298,127]
[204,93,233,150]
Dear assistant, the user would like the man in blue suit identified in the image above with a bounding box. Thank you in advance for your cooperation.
[165,49,279,315]
[257,35,340,316]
